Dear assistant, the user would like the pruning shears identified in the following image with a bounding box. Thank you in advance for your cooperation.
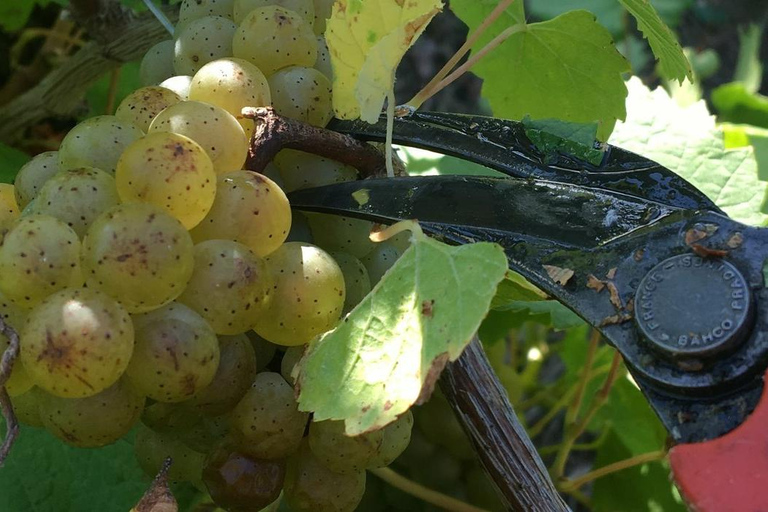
[287,111,768,511]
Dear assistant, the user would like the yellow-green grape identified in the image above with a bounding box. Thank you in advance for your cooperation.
[59,115,143,174]
[308,419,382,473]
[387,230,412,254]
[140,40,176,86]
[312,0,333,34]
[160,75,193,100]
[274,149,357,192]
[177,414,230,453]
[361,242,402,285]
[142,401,201,433]
[0,291,31,396]
[148,100,248,174]
[187,334,257,415]
[233,7,317,76]
[115,86,181,133]
[20,287,134,398]
[10,387,44,427]
[230,372,309,459]
[126,302,220,402]
[0,215,83,308]
[314,36,332,80]
[268,66,331,127]
[330,252,371,314]
[34,167,120,238]
[261,161,286,189]
[284,440,366,512]
[116,132,216,229]
[174,16,237,76]
[286,211,313,243]
[14,151,60,208]
[245,331,277,371]
[366,410,413,468]
[82,204,194,313]
[177,0,235,34]
[190,171,291,257]
[305,213,375,258]
[39,378,145,447]
[178,239,272,335]
[280,345,303,385]
[233,0,314,27]
[134,423,206,483]
[0,183,19,227]
[254,242,344,346]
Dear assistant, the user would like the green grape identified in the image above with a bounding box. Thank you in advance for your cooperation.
[34,167,120,238]
[127,302,220,402]
[387,230,412,254]
[361,242,402,285]
[177,0,235,34]
[268,66,332,127]
[177,414,230,453]
[134,423,206,483]
[245,331,277,371]
[254,242,344,346]
[142,401,201,433]
[140,40,176,86]
[10,387,44,427]
[305,212,375,258]
[115,132,216,229]
[366,410,413,468]
[0,215,83,308]
[82,203,195,313]
[279,345,303,385]
[59,115,143,175]
[178,240,271,335]
[0,183,19,233]
[230,372,308,459]
[233,0,314,27]
[233,7,317,76]
[284,440,366,512]
[190,171,291,257]
[115,86,181,133]
[314,35,332,80]
[148,100,248,174]
[14,151,60,208]
[330,252,371,314]
[261,162,286,190]
[189,58,271,136]
[160,75,193,100]
[312,0,334,34]
[0,290,32,396]
[203,441,286,512]
[20,287,134,398]
[39,378,145,447]
[307,419,381,473]
[188,334,257,415]
[174,16,237,76]
[286,211,313,243]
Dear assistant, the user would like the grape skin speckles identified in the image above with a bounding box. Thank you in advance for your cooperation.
[115,86,181,133]
[59,115,143,175]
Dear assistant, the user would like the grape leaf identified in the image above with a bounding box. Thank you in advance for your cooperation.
[711,82,768,129]
[721,123,768,182]
[448,3,630,140]
[297,233,508,435]
[618,0,692,83]
[610,77,768,225]
[326,0,442,123]
[0,143,30,184]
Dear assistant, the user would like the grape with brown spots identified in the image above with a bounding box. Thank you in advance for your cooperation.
[14,151,60,209]
[254,241,345,346]
[115,132,216,229]
[274,149,358,192]
[361,241,402,285]
[190,171,291,257]
[174,16,237,76]
[10,387,44,427]
[306,212,376,258]
[19,287,134,398]
[307,419,383,473]
[268,65,332,126]
[114,86,181,133]
[233,0,314,27]
[134,423,206,484]
[159,75,193,99]
[58,115,143,175]
[0,290,31,396]
[139,40,176,86]
[330,252,371,314]
[126,301,220,402]
[81,203,194,313]
[0,215,83,308]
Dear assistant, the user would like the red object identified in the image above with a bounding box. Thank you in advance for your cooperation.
[669,369,768,511]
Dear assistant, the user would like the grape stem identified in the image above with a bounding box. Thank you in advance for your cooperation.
[0,316,21,465]
[370,467,489,512]
[132,457,178,512]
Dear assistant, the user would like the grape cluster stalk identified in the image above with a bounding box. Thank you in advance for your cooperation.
[0,1,417,510]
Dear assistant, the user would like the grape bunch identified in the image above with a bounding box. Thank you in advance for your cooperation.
[5,1,414,510]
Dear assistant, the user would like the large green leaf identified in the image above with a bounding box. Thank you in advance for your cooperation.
[0,1,36,32]
[449,3,630,141]
[297,232,508,435]
[0,143,30,184]
[711,82,768,129]
[610,77,768,225]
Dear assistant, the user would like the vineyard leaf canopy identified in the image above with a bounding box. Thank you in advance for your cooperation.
[449,1,630,140]
[610,77,768,225]
[297,232,508,435]
[326,0,442,123]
